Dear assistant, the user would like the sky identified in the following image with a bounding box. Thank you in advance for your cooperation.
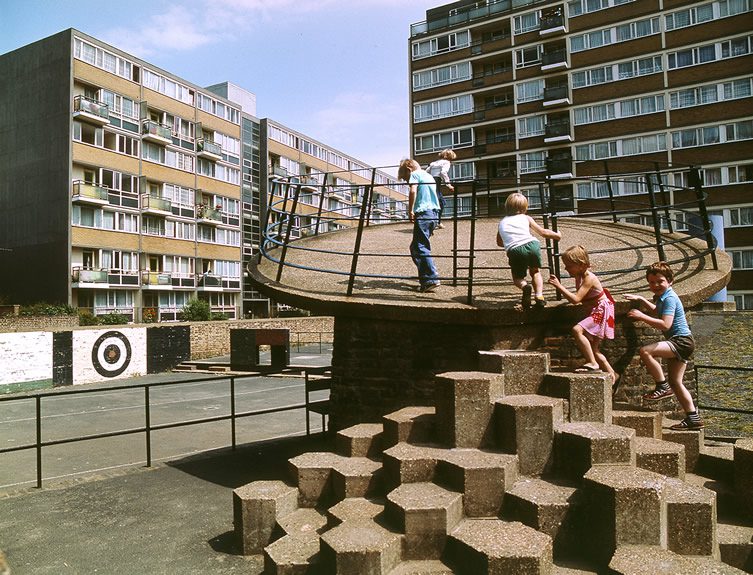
[1,0,443,174]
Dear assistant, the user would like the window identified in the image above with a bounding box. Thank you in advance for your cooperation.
[574,94,664,124]
[414,128,473,154]
[730,249,753,269]
[726,119,753,141]
[518,115,546,138]
[143,69,194,105]
[670,84,719,108]
[671,126,720,148]
[572,65,613,88]
[514,11,540,34]
[519,151,546,173]
[412,30,470,59]
[617,56,662,79]
[414,94,473,122]
[665,3,714,30]
[720,0,753,16]
[412,62,472,90]
[728,163,753,183]
[724,77,753,99]
[516,79,545,103]
[731,292,753,310]
[74,37,139,82]
[515,45,542,68]
[450,162,475,180]
[570,29,612,52]
[728,207,753,226]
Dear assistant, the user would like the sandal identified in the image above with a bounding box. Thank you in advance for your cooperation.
[574,365,600,372]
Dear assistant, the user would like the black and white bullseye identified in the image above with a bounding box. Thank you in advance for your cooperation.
[91,331,132,377]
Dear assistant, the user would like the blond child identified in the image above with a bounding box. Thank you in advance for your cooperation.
[427,149,456,229]
[497,192,561,309]
[548,245,617,383]
[626,262,702,431]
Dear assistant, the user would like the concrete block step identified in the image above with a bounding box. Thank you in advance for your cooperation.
[382,406,435,449]
[734,438,753,520]
[386,482,463,560]
[541,372,611,424]
[434,371,505,449]
[504,477,583,559]
[611,410,662,438]
[717,522,753,572]
[264,534,320,575]
[685,472,738,521]
[233,480,299,555]
[478,350,550,395]
[634,436,686,479]
[336,422,384,458]
[447,517,553,574]
[494,394,565,476]
[552,559,600,574]
[553,422,635,480]
[387,559,454,574]
[331,457,383,501]
[277,507,327,540]
[382,443,445,490]
[320,519,402,575]
[663,477,718,557]
[327,497,384,528]
[437,448,519,517]
[697,442,734,482]
[582,465,666,565]
[662,422,704,472]
[287,451,347,507]
[608,545,748,574]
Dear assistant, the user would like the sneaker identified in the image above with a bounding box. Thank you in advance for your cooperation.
[642,386,674,401]
[521,285,533,309]
[436,223,445,229]
[421,282,440,293]
[669,417,704,431]
[533,296,547,309]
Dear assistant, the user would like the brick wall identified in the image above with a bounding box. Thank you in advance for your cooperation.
[0,315,79,333]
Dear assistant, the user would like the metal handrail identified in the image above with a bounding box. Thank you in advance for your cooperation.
[0,371,322,488]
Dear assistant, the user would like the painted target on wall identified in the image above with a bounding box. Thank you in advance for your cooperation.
[91,331,132,377]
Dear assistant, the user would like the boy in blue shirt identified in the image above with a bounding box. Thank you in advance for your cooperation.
[626,261,702,430]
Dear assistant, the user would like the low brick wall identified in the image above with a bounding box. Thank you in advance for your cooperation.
[0,315,79,332]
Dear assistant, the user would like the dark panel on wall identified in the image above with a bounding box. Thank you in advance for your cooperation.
[52,331,73,386]
[146,326,191,374]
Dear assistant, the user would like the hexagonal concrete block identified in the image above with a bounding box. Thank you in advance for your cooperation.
[612,410,663,439]
[336,423,384,458]
[331,457,383,501]
[382,442,444,490]
[382,406,436,449]
[478,350,550,395]
[733,438,753,519]
[319,520,402,574]
[663,477,717,557]
[233,480,298,555]
[542,372,611,424]
[635,437,685,479]
[288,451,347,507]
[554,422,635,480]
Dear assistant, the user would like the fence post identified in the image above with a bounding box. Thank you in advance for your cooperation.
[346,172,375,296]
[654,162,673,234]
[604,160,617,223]
[366,170,377,227]
[466,180,478,305]
[231,377,236,450]
[452,182,459,286]
[275,183,303,282]
[689,166,719,270]
[315,177,327,236]
[645,173,667,262]
[36,396,42,488]
[145,386,152,468]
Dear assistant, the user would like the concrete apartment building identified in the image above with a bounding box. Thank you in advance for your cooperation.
[409,0,753,308]
[0,29,403,320]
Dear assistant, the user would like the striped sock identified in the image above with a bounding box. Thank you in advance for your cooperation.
[687,410,701,423]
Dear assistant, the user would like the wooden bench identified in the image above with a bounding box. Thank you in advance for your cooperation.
[304,366,332,435]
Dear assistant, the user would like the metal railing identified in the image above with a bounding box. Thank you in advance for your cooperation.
[0,371,317,488]
[260,160,719,305]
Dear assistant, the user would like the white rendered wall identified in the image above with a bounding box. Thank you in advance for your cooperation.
[0,332,53,385]
[72,328,147,384]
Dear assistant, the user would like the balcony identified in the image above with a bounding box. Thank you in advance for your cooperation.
[72,180,109,205]
[540,13,566,36]
[196,204,222,224]
[547,156,574,179]
[141,271,172,287]
[197,138,222,161]
[541,49,569,71]
[141,120,172,145]
[141,194,172,215]
[544,121,572,143]
[543,85,570,107]
[73,96,110,125]
[410,0,518,37]
[272,165,289,179]
[72,267,108,284]
[197,273,222,289]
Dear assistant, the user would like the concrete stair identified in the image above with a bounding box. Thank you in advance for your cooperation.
[232,348,751,573]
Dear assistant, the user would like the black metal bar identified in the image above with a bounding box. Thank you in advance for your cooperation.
[145,386,151,467]
[603,161,617,223]
[346,171,374,296]
[314,177,327,236]
[452,184,459,286]
[366,170,377,227]
[276,183,302,282]
[230,377,236,450]
[689,167,718,270]
[466,180,478,305]
[645,173,667,262]
[654,163,673,234]
[35,395,42,489]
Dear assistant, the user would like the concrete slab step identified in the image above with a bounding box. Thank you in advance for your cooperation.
[662,422,704,472]
[634,436,686,479]
[685,472,738,521]
[331,456,383,501]
[382,443,445,490]
[553,422,635,480]
[478,350,550,395]
[608,545,746,575]
[263,534,320,575]
[287,451,347,507]
[717,521,753,572]
[698,442,734,483]
[233,480,299,555]
[276,507,327,540]
[382,406,435,449]
[437,448,519,517]
[386,482,463,560]
[663,477,718,557]
[434,371,505,449]
[504,477,583,559]
[582,465,666,565]
[320,519,402,575]
[327,497,384,528]
[611,410,662,439]
[734,438,753,520]
[494,394,565,476]
[337,422,384,458]
[447,517,553,574]
[552,559,600,574]
[387,559,454,575]
[542,372,612,424]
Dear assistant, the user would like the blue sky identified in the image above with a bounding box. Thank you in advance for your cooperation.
[1,0,442,173]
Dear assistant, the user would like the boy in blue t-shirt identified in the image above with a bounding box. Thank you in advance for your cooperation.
[626,262,702,430]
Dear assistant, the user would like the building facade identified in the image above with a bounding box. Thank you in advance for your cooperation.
[409,0,753,307]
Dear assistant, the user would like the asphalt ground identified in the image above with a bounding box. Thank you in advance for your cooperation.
[0,346,332,574]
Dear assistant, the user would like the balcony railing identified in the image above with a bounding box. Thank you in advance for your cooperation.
[73,96,109,124]
[542,49,568,68]
[196,205,222,222]
[197,273,222,288]
[72,180,109,204]
[410,0,536,36]
[543,85,569,102]
[141,271,172,286]
[540,13,566,32]
[197,138,222,160]
[545,121,571,139]
[141,120,172,143]
[141,194,172,213]
[547,157,573,176]
[72,267,108,283]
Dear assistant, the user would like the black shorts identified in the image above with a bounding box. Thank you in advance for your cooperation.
[667,334,695,363]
